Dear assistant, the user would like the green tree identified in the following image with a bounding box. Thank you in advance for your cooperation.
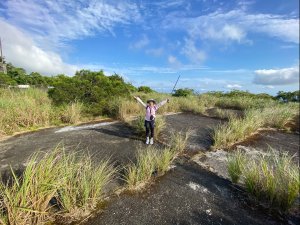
[276,91,300,102]
[0,72,16,85]
[49,70,133,115]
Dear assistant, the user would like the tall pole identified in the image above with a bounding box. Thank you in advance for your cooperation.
[0,37,2,62]
[171,75,181,94]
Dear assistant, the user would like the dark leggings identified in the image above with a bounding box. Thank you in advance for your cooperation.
[145,120,155,138]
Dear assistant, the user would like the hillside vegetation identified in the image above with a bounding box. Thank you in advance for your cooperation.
[0,62,299,146]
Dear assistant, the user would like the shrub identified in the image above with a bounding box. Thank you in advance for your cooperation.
[172,88,194,97]
[48,71,134,116]
[137,86,154,93]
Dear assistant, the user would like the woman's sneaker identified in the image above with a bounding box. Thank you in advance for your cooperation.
[146,137,150,144]
[150,138,154,145]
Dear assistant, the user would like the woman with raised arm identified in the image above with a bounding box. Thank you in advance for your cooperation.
[133,96,169,145]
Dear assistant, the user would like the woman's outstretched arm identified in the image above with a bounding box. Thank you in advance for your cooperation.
[156,98,169,109]
[134,96,147,107]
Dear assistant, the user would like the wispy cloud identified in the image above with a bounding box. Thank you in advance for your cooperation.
[168,55,181,69]
[181,38,206,64]
[129,35,149,49]
[1,0,141,49]
[253,66,299,85]
[145,48,164,57]
[163,9,299,44]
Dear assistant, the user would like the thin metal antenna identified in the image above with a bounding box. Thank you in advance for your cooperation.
[0,37,2,62]
[171,75,181,93]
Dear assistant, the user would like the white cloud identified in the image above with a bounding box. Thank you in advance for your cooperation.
[168,55,181,69]
[226,84,242,89]
[130,35,149,49]
[164,9,299,44]
[145,48,164,57]
[3,0,141,49]
[181,39,206,64]
[265,85,274,89]
[0,19,78,75]
[253,66,299,85]
[0,0,140,75]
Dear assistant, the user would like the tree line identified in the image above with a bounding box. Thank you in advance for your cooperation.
[0,63,299,106]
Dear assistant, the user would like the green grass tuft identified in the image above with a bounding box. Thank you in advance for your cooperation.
[227,149,300,212]
[227,150,246,183]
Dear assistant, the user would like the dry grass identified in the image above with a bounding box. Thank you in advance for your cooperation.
[0,89,52,135]
[213,103,299,149]
[58,102,83,124]
[0,89,84,136]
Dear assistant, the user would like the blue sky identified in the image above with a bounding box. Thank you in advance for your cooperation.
[0,0,299,94]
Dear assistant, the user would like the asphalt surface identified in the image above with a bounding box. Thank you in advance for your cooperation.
[86,160,288,225]
[0,121,141,172]
[163,113,223,151]
[0,113,298,225]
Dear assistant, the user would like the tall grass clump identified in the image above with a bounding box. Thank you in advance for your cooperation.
[170,130,191,154]
[155,148,177,174]
[0,147,65,225]
[58,102,83,124]
[213,103,299,149]
[58,155,115,217]
[214,108,238,120]
[0,89,84,136]
[260,103,299,129]
[0,146,115,224]
[117,98,143,121]
[124,147,158,190]
[213,109,263,149]
[0,89,52,135]
[227,149,300,212]
[125,131,190,190]
[227,150,246,183]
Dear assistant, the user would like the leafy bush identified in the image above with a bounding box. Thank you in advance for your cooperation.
[276,90,299,102]
[137,86,154,93]
[172,88,194,97]
[48,71,134,116]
